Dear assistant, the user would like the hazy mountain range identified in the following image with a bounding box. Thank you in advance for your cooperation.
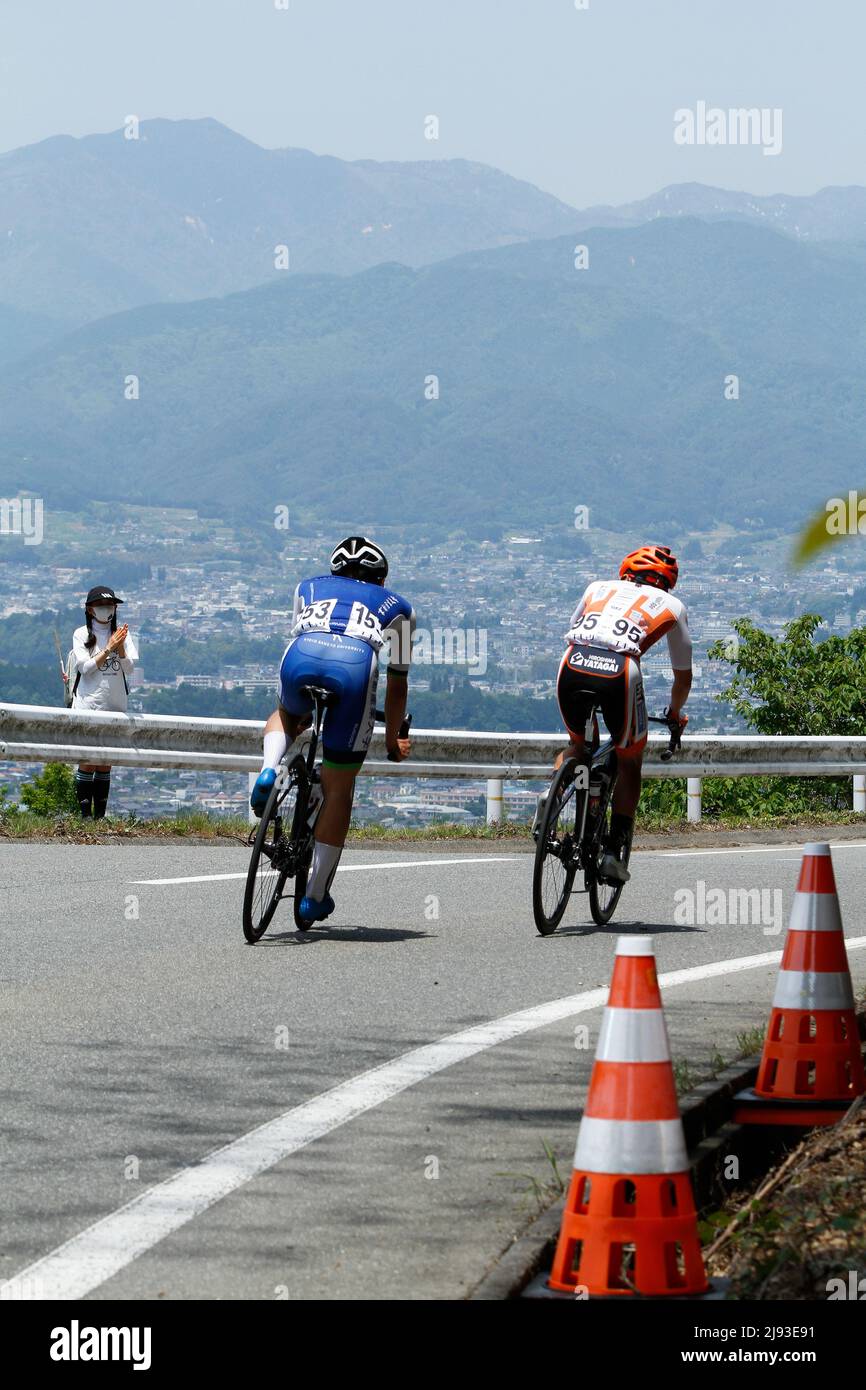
[4,117,866,338]
[0,118,579,330]
[3,215,864,536]
[2,118,865,537]
[574,182,866,242]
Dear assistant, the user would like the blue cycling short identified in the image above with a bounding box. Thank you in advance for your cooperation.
[278,632,379,767]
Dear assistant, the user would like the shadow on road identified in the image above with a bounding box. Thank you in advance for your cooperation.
[542,918,706,939]
[256,925,434,946]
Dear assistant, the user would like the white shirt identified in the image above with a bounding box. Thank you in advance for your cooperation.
[71,621,139,712]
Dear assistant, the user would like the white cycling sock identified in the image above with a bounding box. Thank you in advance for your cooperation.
[307,841,342,902]
[261,729,287,772]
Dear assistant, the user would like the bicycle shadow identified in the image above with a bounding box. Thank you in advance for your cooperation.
[256,925,435,946]
[550,918,707,939]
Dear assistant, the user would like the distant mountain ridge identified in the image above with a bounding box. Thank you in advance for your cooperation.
[0,118,580,328]
[574,182,866,242]
[3,216,865,536]
[4,116,866,352]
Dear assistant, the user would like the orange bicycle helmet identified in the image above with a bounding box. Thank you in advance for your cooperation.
[619,545,679,590]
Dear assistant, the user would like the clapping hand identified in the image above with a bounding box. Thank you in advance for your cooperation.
[107,623,129,657]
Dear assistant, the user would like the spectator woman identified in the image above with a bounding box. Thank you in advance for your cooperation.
[71,585,138,818]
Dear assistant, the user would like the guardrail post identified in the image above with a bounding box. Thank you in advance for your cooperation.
[486,777,504,824]
[854,775,866,814]
[687,777,702,823]
[248,773,257,826]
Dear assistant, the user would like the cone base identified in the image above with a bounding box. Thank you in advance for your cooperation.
[754,1009,865,1105]
[548,1170,708,1298]
[523,1271,729,1301]
[734,1087,853,1128]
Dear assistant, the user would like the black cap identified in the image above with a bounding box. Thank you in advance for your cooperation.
[85,586,124,606]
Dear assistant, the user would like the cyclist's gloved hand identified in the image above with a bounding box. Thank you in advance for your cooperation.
[387,738,411,763]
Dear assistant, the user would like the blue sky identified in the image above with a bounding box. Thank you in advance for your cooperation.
[2,0,862,206]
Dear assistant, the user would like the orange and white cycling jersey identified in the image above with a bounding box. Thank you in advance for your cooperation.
[564,579,692,668]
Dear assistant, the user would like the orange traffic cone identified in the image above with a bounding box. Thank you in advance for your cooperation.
[548,937,708,1297]
[736,842,865,1127]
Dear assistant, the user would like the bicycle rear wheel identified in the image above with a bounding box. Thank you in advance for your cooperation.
[532,758,584,935]
[587,800,632,926]
[242,758,304,943]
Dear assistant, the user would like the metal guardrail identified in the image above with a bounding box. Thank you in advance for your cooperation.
[2,702,866,823]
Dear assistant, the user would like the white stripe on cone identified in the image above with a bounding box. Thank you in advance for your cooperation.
[596,1007,671,1063]
[803,842,831,857]
[575,1118,688,1175]
[773,970,855,1011]
[787,892,843,934]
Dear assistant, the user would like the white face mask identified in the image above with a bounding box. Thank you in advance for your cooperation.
[92,605,115,623]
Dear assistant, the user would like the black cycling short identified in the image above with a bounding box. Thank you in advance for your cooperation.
[556,644,648,756]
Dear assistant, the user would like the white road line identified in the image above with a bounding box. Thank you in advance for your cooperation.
[132,856,520,886]
[6,935,866,1301]
[640,841,866,860]
[132,842,866,882]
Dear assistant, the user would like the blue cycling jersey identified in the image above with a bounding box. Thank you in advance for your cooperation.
[290,574,415,672]
[279,574,415,765]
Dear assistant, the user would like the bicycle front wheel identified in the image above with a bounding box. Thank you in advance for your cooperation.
[531,758,584,935]
[242,759,304,943]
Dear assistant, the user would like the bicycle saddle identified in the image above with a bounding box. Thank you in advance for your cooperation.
[299,684,337,707]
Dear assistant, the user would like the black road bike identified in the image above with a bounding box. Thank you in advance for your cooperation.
[242,686,411,943]
[531,711,682,935]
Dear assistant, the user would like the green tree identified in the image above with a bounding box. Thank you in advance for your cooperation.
[20,763,80,815]
[709,615,866,736]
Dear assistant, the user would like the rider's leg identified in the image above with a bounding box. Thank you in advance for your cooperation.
[539,652,593,833]
[600,661,645,881]
[606,749,642,862]
[261,706,303,771]
[251,707,307,814]
[612,751,642,819]
[300,641,376,910]
[532,735,585,837]
[305,765,357,903]
[553,737,584,771]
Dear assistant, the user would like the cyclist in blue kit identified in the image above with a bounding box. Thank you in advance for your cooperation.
[251,536,415,925]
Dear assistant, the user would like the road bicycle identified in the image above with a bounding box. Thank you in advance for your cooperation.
[531,711,683,935]
[242,686,411,943]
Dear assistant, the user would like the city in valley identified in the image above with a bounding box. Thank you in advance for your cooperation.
[2,503,861,823]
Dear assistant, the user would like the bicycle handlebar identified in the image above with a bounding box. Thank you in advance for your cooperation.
[647,712,685,761]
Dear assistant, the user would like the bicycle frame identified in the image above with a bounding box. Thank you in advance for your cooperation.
[275,686,411,834]
[566,706,615,866]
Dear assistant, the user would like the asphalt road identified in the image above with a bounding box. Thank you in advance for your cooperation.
[2,837,865,1301]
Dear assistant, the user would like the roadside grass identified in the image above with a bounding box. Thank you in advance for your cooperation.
[672,1030,765,1098]
[0,807,252,842]
[703,1097,866,1299]
[1,805,864,842]
[494,1139,567,1214]
[735,1025,767,1057]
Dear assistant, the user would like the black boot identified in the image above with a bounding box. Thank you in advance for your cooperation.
[74,771,95,817]
[92,770,111,819]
